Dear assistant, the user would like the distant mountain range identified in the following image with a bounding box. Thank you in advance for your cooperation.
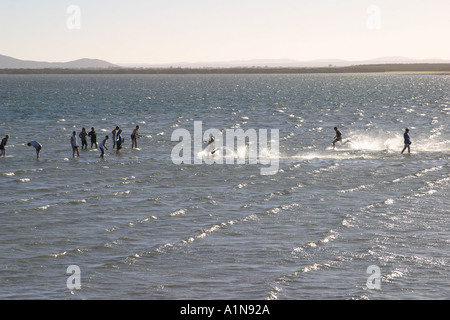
[0,54,118,69]
[1,54,450,69]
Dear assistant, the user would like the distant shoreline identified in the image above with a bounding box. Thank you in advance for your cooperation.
[1,63,450,75]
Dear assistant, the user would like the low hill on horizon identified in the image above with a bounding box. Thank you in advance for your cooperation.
[0,54,119,69]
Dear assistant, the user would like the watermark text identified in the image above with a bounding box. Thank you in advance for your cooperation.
[171,121,279,175]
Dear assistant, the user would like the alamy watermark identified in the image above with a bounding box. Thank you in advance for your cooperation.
[171,121,280,175]
[366,5,381,30]
[66,265,81,290]
[366,265,381,290]
[67,5,81,30]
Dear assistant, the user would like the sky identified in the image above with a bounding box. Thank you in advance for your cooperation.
[1,0,450,64]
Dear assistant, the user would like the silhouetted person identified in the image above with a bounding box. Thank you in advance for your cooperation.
[112,126,120,149]
[332,127,350,149]
[88,127,98,149]
[79,128,88,150]
[116,129,123,153]
[0,134,9,157]
[401,128,411,154]
[131,125,141,149]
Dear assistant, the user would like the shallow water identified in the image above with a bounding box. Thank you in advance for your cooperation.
[0,74,449,299]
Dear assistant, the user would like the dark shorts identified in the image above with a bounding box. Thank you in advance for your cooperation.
[131,135,136,140]
[117,144,122,150]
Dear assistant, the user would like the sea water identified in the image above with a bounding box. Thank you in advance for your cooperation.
[0,73,448,299]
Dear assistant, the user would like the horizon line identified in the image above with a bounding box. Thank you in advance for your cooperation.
[3,53,450,67]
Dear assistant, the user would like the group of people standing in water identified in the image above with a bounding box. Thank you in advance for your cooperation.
[70,125,142,158]
[0,125,141,160]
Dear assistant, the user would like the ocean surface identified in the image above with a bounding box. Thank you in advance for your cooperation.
[0,73,449,300]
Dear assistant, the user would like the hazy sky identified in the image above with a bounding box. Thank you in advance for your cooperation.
[1,0,450,64]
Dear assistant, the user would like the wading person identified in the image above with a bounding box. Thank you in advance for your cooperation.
[116,129,123,154]
[88,127,98,149]
[99,136,109,158]
[0,134,9,157]
[79,128,88,150]
[131,125,141,149]
[112,126,120,149]
[71,131,80,157]
[27,141,42,160]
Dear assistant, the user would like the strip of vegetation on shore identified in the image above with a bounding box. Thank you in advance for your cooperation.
[1,63,450,74]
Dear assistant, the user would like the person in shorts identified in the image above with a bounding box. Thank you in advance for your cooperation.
[131,125,141,149]
[71,131,80,157]
[112,126,120,149]
[332,126,351,149]
[88,127,98,149]
[79,128,88,150]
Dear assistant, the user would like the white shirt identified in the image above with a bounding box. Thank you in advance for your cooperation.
[71,135,78,147]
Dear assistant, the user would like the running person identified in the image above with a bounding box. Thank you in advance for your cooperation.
[206,134,217,154]
[401,128,412,154]
[332,127,350,149]
[332,127,343,149]
[27,141,42,159]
